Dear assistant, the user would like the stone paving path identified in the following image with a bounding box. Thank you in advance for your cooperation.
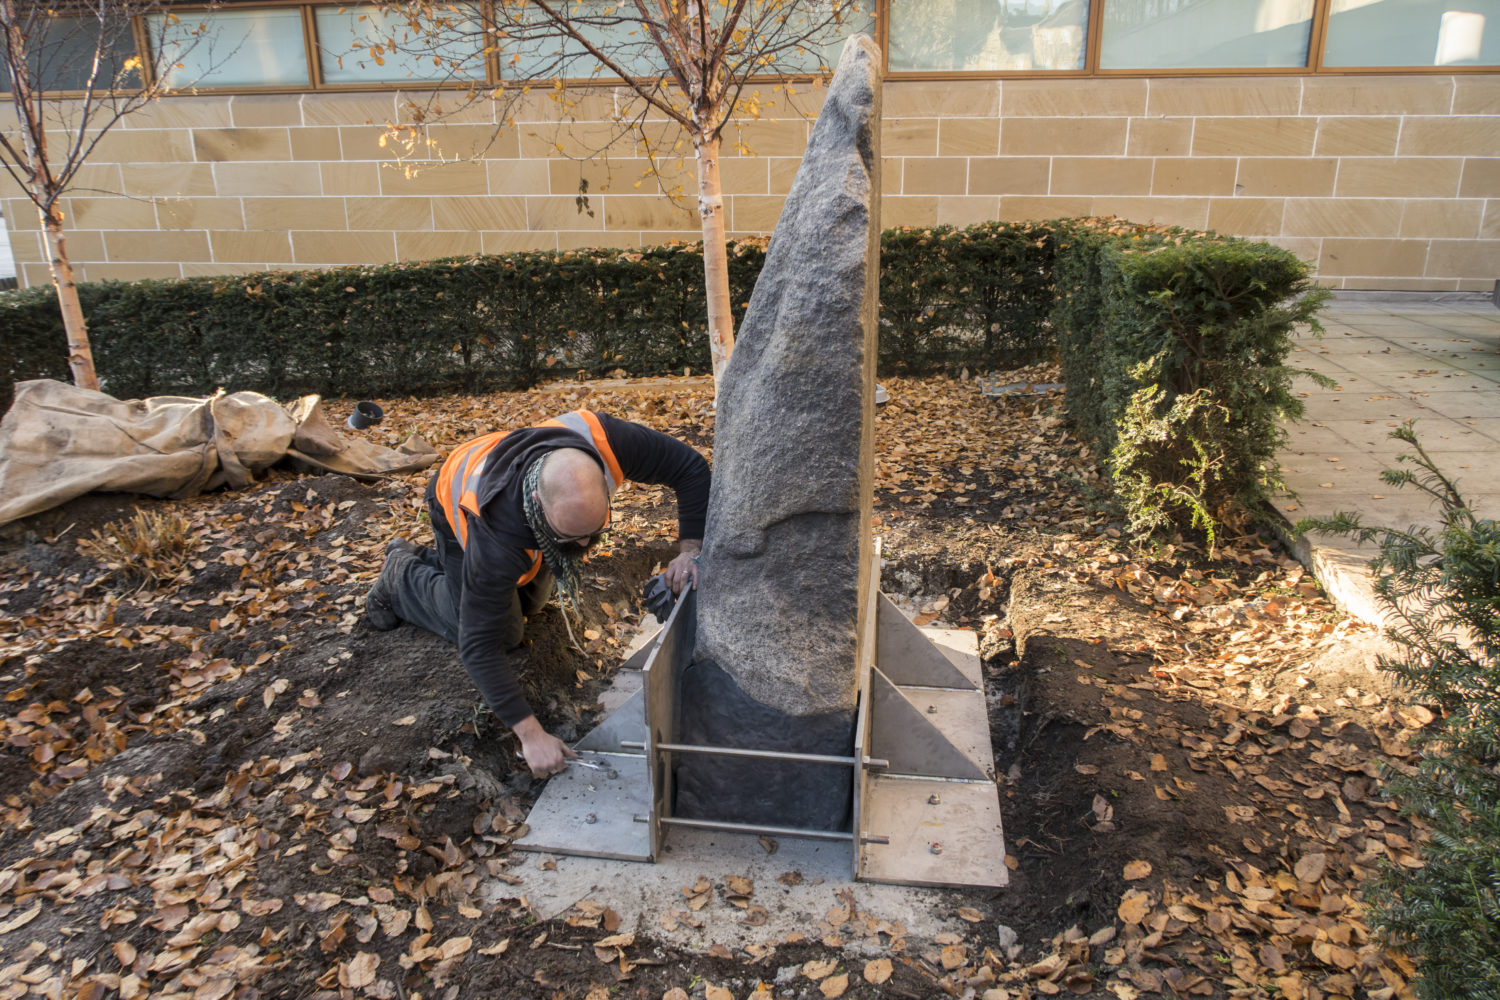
[1280,298,1500,624]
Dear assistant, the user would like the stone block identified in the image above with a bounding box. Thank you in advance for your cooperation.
[730,195,786,232]
[1398,117,1500,157]
[290,128,343,161]
[937,196,1001,227]
[939,118,1000,157]
[292,230,395,264]
[1003,78,1146,117]
[1094,197,1209,230]
[727,119,813,157]
[124,97,235,130]
[215,162,322,197]
[1051,158,1152,196]
[557,230,639,251]
[1000,195,1093,220]
[483,231,558,253]
[968,157,1050,196]
[433,197,527,232]
[1284,198,1404,239]
[94,129,195,163]
[1459,158,1500,198]
[719,157,768,195]
[77,262,182,282]
[231,95,305,128]
[1398,200,1482,239]
[121,163,217,198]
[320,163,382,196]
[1235,157,1338,198]
[1425,240,1500,279]
[347,197,435,231]
[1314,117,1400,157]
[397,231,484,261]
[302,93,399,127]
[1001,117,1127,156]
[1318,238,1430,277]
[156,198,246,231]
[881,119,939,157]
[192,128,292,163]
[67,197,158,230]
[378,160,489,197]
[1453,77,1500,115]
[1150,157,1236,197]
[1207,197,1285,236]
[488,160,553,197]
[244,198,348,232]
[903,157,967,195]
[1483,200,1500,240]
[883,196,938,227]
[209,230,292,262]
[887,80,997,118]
[105,230,211,262]
[1335,158,1463,198]
[1127,118,1193,157]
[1146,77,1301,117]
[603,196,698,231]
[769,158,802,195]
[528,195,605,231]
[1302,76,1452,116]
[1193,117,1316,157]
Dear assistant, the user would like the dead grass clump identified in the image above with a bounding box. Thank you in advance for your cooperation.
[78,507,195,589]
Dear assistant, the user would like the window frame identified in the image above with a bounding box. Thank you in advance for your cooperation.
[19,0,1500,99]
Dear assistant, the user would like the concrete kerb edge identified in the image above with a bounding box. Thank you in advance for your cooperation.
[1267,512,1387,630]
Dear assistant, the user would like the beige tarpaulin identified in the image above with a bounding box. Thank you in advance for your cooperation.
[0,379,440,527]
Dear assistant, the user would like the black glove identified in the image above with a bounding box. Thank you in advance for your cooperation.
[640,572,677,623]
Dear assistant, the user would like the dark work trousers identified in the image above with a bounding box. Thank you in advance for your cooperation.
[385,487,553,648]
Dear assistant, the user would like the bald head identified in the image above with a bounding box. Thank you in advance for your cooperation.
[536,448,610,539]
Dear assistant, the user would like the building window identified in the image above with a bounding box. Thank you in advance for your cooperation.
[1099,0,1316,70]
[1323,0,1499,67]
[151,8,310,88]
[0,13,140,93]
[774,0,879,74]
[888,0,1090,72]
[314,5,487,84]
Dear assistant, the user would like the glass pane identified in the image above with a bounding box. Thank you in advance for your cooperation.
[150,9,309,88]
[771,0,879,74]
[315,5,487,84]
[0,12,140,93]
[499,0,663,80]
[1100,0,1315,69]
[889,0,1089,72]
[1325,0,1500,66]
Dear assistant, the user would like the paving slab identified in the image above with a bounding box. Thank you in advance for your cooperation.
[1280,298,1500,626]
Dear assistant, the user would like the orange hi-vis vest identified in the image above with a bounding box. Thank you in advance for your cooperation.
[433,411,625,585]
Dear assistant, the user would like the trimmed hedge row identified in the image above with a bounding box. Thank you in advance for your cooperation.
[2,219,1326,539]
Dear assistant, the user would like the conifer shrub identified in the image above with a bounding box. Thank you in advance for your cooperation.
[1299,423,1500,997]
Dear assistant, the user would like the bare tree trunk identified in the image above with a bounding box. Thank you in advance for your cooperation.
[696,132,734,392]
[40,206,99,390]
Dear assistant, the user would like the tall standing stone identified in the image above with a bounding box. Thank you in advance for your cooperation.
[675,35,881,829]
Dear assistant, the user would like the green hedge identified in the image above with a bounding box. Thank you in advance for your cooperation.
[2,219,1326,540]
[1050,221,1329,543]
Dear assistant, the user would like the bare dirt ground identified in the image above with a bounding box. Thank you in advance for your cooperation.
[0,374,1426,1000]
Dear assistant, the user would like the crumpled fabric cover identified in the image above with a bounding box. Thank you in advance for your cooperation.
[0,379,439,527]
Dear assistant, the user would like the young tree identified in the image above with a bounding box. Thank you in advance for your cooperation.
[0,2,205,390]
[371,0,872,390]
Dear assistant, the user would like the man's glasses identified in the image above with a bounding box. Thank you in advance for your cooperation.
[534,492,610,550]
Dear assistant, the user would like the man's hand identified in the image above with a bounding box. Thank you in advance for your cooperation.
[663,539,701,594]
[513,715,578,778]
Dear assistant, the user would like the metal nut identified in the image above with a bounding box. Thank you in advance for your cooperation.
[584,813,598,825]
[926,704,937,714]
[928,794,942,805]
[929,842,943,855]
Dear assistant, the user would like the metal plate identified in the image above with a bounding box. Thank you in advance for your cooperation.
[859,775,1009,889]
[513,753,652,862]
[868,668,988,781]
[642,588,692,859]
[875,593,977,691]
[575,687,647,754]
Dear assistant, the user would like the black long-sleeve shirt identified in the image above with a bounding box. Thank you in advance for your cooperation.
[444,412,709,726]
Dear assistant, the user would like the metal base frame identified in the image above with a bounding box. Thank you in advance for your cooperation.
[515,546,1008,889]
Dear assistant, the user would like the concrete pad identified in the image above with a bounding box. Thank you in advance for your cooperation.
[1280,300,1500,626]
[484,822,973,954]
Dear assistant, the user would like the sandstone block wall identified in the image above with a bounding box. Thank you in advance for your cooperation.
[3,74,1497,292]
